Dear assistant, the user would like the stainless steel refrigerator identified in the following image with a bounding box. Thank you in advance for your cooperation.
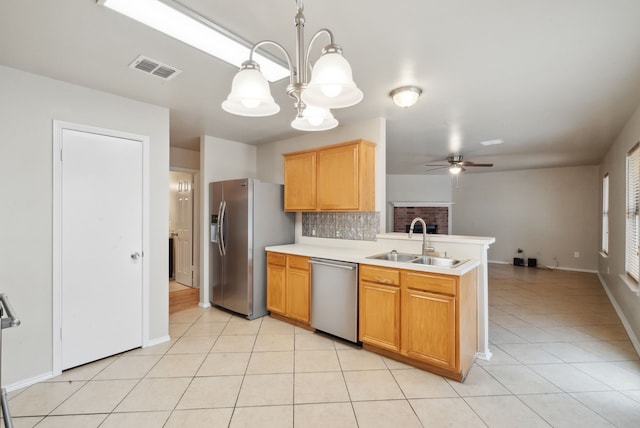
[209,178,294,319]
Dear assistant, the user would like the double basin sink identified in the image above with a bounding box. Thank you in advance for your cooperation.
[367,251,464,268]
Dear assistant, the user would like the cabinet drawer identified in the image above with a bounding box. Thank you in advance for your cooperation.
[288,255,310,271]
[267,252,286,266]
[360,265,400,286]
[402,271,457,296]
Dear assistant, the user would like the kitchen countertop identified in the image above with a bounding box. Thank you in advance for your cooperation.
[265,243,480,276]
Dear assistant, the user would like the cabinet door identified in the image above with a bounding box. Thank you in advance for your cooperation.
[287,268,310,323]
[402,288,456,370]
[266,263,286,315]
[359,280,401,352]
[317,144,359,210]
[284,152,316,211]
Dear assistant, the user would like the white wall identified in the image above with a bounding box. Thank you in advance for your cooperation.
[385,174,453,231]
[199,136,257,305]
[451,166,600,271]
[599,100,640,350]
[0,66,169,387]
[170,147,200,170]
[257,117,387,234]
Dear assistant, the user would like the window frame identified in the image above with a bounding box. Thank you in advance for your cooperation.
[625,143,640,282]
[602,174,609,255]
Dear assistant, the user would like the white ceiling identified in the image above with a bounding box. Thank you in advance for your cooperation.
[2,0,640,174]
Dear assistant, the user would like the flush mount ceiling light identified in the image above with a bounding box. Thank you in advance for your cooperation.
[389,86,422,108]
[97,0,289,82]
[222,0,363,131]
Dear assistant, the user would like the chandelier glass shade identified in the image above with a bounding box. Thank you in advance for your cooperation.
[221,63,280,116]
[222,1,363,131]
[291,105,338,131]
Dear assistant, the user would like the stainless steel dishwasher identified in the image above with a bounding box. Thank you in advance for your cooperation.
[309,258,359,343]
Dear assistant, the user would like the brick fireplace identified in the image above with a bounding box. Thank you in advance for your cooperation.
[393,205,449,234]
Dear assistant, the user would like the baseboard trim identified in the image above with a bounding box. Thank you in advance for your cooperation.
[476,350,493,361]
[597,273,640,358]
[5,371,53,393]
[144,335,170,348]
[488,260,597,273]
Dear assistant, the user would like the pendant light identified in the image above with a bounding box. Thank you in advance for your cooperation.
[222,0,363,130]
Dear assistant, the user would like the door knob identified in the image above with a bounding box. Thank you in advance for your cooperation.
[131,252,141,260]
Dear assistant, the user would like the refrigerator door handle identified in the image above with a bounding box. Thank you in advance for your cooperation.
[216,201,225,256]
[218,200,227,256]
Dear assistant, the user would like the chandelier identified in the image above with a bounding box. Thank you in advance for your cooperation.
[221,0,363,131]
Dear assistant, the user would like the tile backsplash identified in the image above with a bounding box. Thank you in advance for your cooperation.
[302,212,380,241]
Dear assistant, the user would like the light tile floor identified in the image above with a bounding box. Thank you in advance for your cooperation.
[4,264,640,427]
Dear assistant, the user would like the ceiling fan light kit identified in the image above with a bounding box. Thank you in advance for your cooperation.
[390,85,422,108]
[449,164,462,174]
[425,155,494,174]
[222,0,363,131]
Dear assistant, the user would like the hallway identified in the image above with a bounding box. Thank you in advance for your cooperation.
[169,281,199,314]
[4,264,640,427]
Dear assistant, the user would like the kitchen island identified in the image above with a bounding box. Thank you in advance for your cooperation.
[266,232,495,381]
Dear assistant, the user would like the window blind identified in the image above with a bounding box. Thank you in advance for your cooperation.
[626,144,640,282]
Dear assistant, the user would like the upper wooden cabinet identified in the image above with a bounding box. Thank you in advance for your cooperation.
[283,139,375,212]
[283,151,316,211]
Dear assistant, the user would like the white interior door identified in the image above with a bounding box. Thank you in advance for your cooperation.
[61,128,143,370]
[175,176,193,286]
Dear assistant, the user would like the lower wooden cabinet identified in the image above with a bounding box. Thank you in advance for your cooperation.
[266,253,286,314]
[359,280,401,352]
[401,288,456,370]
[359,264,478,381]
[286,259,310,323]
[266,252,311,326]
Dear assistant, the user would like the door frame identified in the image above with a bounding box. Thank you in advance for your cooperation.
[52,120,150,376]
[170,167,200,289]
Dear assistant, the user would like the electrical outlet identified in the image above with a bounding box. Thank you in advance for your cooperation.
[574,251,580,258]
[311,229,316,236]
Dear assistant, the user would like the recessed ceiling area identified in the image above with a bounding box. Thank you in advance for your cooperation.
[1,0,640,174]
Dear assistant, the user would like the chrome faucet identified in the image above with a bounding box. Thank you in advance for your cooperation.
[409,217,435,256]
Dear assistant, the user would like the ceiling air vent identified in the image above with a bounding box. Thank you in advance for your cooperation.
[129,55,182,81]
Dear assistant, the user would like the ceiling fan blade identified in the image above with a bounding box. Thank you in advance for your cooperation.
[462,162,493,167]
[424,164,448,167]
[424,166,448,173]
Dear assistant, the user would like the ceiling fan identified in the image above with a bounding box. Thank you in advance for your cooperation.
[425,155,494,174]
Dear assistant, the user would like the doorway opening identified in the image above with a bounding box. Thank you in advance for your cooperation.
[169,170,200,312]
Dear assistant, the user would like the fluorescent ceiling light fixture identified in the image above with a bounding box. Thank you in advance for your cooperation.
[98,0,289,82]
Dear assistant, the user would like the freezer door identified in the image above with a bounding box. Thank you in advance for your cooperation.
[209,182,224,306]
[221,179,252,315]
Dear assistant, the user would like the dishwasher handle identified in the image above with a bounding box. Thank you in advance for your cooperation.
[309,259,357,271]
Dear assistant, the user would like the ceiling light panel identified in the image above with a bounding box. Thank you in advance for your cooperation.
[98,0,289,82]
